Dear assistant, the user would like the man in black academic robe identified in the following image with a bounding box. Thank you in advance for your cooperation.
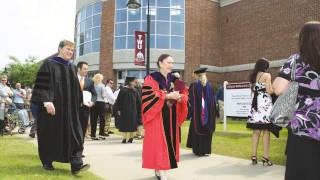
[113,76,141,143]
[187,68,216,156]
[31,40,89,174]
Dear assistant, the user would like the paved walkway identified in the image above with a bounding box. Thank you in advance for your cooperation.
[20,129,285,180]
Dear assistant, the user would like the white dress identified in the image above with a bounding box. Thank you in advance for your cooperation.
[247,82,273,129]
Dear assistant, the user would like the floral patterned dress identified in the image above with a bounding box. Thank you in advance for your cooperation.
[247,82,273,130]
[279,54,320,141]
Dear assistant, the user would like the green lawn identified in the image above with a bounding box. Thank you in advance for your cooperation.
[0,136,103,180]
[180,119,288,165]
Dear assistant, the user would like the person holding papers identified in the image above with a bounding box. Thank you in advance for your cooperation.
[77,61,97,143]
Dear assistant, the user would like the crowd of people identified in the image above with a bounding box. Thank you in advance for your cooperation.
[0,21,319,180]
[0,75,33,134]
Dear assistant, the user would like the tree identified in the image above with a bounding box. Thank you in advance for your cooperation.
[3,56,42,88]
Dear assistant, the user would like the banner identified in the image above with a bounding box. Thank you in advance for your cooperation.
[224,82,252,117]
[134,31,146,66]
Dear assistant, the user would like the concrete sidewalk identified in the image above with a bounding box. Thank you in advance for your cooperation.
[20,131,285,180]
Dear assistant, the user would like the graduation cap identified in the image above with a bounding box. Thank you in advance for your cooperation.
[193,67,208,74]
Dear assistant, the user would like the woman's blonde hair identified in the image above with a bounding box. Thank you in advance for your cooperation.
[92,73,104,85]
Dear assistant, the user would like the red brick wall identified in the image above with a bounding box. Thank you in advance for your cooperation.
[220,0,320,66]
[100,0,116,83]
[185,0,221,84]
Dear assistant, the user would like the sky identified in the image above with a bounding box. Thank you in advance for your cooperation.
[0,0,76,69]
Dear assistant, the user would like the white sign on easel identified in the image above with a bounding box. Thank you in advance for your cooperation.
[223,81,252,131]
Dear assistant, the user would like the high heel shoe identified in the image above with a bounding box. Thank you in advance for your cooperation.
[154,170,161,180]
[251,156,258,165]
[262,157,273,166]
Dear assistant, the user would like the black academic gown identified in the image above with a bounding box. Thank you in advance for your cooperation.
[31,57,83,163]
[113,87,141,132]
[187,81,216,156]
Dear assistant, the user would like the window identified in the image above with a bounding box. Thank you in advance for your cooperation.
[142,21,155,34]
[127,36,135,49]
[157,0,170,7]
[115,37,126,49]
[157,8,170,21]
[116,0,128,9]
[85,30,92,42]
[172,0,184,7]
[85,18,92,29]
[93,2,102,14]
[92,40,100,52]
[128,9,141,21]
[114,0,185,50]
[156,21,170,35]
[128,70,140,78]
[92,27,100,40]
[93,15,101,27]
[84,42,91,54]
[142,0,155,7]
[171,22,184,36]
[128,22,141,35]
[156,35,169,49]
[86,5,93,17]
[75,1,102,58]
[171,36,184,49]
[115,23,127,36]
[116,9,127,22]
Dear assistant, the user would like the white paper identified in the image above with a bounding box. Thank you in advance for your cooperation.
[83,91,92,107]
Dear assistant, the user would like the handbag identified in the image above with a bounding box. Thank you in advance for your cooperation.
[270,59,299,127]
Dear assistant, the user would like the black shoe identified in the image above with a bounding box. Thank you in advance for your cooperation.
[81,155,85,158]
[128,138,133,143]
[29,133,35,138]
[108,131,114,134]
[251,156,258,165]
[71,164,90,175]
[100,133,109,137]
[262,157,273,166]
[98,136,106,140]
[42,163,54,171]
[91,137,99,140]
[121,139,127,144]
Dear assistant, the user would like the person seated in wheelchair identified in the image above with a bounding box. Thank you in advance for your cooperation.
[13,82,30,131]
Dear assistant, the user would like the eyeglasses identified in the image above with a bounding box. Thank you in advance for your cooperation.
[1,79,7,81]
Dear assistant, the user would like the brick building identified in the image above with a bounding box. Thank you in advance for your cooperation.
[74,0,320,85]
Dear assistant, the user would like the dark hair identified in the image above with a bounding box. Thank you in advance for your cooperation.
[77,61,88,69]
[125,77,136,86]
[157,54,171,68]
[249,58,269,84]
[298,21,320,70]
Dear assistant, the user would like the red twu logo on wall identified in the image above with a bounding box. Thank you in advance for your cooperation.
[134,31,146,66]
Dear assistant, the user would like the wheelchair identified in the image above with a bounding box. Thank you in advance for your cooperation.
[0,100,25,136]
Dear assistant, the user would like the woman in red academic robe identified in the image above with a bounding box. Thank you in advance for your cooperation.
[142,54,188,180]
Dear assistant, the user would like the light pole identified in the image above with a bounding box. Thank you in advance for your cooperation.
[127,0,150,75]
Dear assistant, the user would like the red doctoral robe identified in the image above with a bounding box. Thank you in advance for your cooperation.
[142,73,188,170]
